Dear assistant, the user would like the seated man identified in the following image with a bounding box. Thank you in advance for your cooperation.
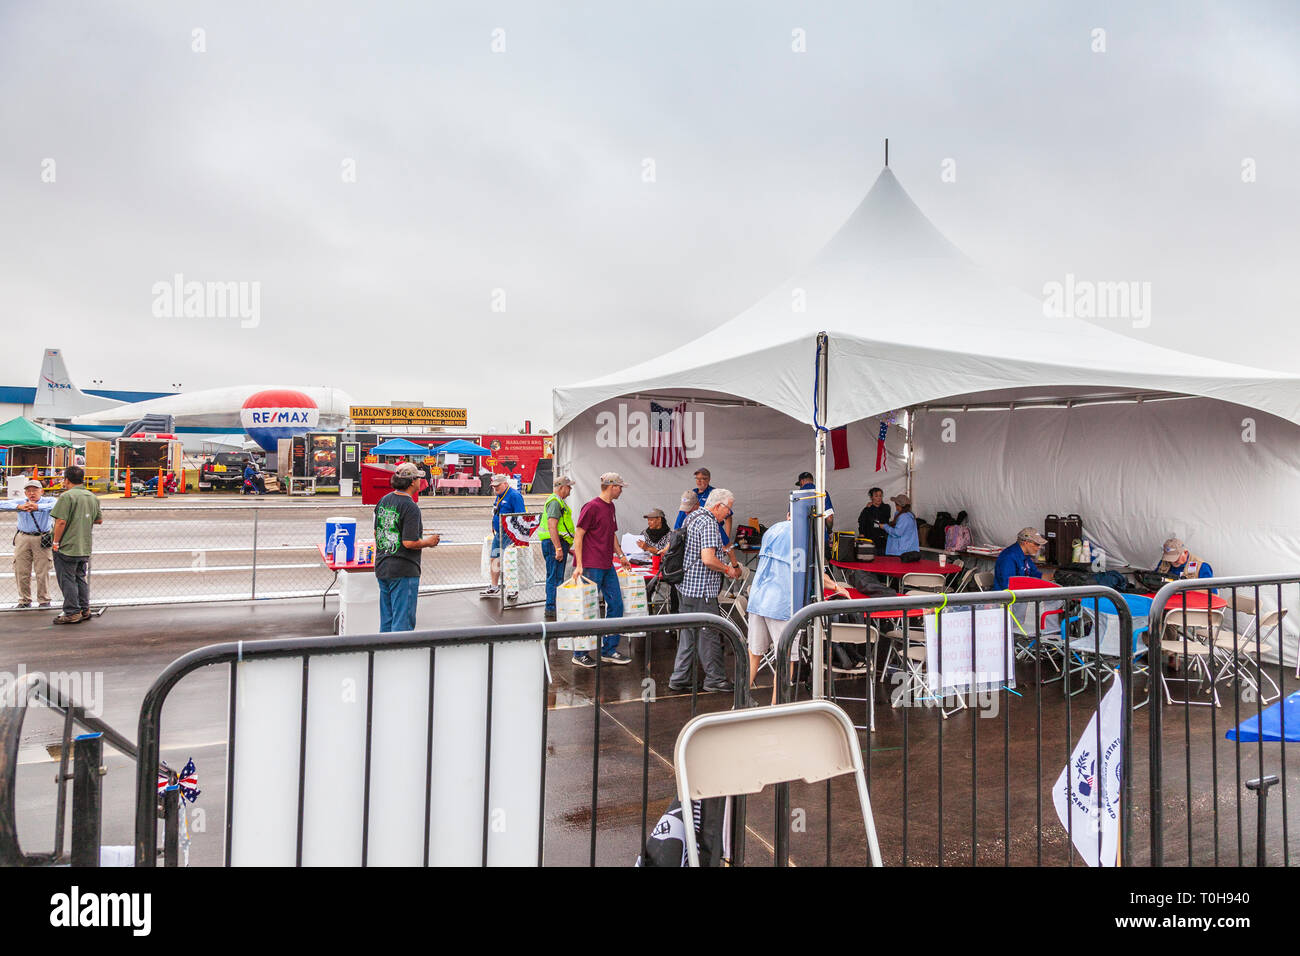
[637,508,672,556]
[1154,537,1214,586]
[993,527,1048,590]
[857,486,890,549]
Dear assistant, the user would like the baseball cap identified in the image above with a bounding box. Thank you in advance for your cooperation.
[643,507,666,520]
[599,472,627,487]
[394,462,421,477]
[490,473,509,485]
[1162,537,1185,557]
[1017,527,1048,545]
[554,474,574,487]
[23,478,41,490]
[890,493,911,508]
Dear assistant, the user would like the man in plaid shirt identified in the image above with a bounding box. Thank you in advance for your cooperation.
[669,488,741,693]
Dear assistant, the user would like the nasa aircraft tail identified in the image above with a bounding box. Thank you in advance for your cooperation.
[32,348,123,419]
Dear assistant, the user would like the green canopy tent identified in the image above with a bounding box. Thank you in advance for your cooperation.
[0,416,74,478]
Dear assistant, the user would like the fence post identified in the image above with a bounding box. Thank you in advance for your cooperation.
[163,785,180,867]
[251,508,259,600]
[70,732,104,867]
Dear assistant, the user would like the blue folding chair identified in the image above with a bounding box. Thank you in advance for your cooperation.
[1060,593,1151,706]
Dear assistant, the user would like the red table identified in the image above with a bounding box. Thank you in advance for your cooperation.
[822,586,925,619]
[1142,591,1227,611]
[830,557,960,578]
[318,544,374,607]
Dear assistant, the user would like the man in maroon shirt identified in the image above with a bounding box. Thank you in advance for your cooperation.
[570,472,633,668]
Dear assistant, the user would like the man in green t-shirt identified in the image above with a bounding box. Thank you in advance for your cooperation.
[49,465,103,624]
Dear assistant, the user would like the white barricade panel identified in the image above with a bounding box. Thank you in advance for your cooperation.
[424,640,546,865]
[300,652,370,866]
[229,658,303,866]
[427,644,490,865]
[366,648,432,866]
[485,640,546,866]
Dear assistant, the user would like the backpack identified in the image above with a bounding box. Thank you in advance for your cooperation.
[944,523,972,552]
[659,528,689,585]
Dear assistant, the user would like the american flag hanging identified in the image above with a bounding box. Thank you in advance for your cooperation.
[157,758,202,804]
[650,401,687,468]
[875,420,889,472]
[504,512,541,545]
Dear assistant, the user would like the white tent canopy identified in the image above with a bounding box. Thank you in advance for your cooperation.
[554,165,1300,661]
[555,167,1300,432]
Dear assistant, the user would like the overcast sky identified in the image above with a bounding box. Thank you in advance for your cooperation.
[2,1,1297,432]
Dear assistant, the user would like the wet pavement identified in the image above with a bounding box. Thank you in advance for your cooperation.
[3,593,1297,866]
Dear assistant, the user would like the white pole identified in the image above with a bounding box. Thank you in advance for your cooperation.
[813,333,829,699]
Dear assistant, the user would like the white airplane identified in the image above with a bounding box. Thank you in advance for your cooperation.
[31,348,354,451]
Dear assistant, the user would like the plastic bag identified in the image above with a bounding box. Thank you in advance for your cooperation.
[618,568,648,616]
[557,576,599,651]
[502,544,537,593]
[480,533,494,581]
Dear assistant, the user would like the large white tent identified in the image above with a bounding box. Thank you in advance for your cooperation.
[554,166,1300,656]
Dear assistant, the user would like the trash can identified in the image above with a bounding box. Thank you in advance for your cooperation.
[339,478,354,498]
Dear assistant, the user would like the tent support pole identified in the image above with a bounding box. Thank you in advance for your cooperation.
[904,407,914,502]
[812,333,829,700]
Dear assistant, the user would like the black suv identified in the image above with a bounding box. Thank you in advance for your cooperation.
[199,453,250,491]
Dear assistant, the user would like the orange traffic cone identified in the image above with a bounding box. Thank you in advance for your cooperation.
[124,467,131,498]
[156,467,165,498]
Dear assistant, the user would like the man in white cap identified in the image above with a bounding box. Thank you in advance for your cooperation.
[482,473,527,601]
[7,478,56,608]
[570,472,633,667]
[993,527,1049,590]
[1154,537,1214,583]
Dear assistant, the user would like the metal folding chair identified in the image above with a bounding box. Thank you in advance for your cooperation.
[673,700,883,867]
[1160,608,1225,707]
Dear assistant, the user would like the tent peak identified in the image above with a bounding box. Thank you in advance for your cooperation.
[811,166,963,267]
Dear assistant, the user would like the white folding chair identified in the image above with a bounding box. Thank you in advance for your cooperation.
[828,622,880,731]
[1214,608,1285,704]
[718,564,750,623]
[901,572,947,594]
[1160,608,1225,707]
[973,571,995,592]
[673,700,883,867]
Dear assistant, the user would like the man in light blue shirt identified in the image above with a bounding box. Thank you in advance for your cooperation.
[4,479,56,606]
[482,473,527,601]
[746,516,849,702]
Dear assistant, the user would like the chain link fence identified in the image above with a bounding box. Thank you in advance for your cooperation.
[0,500,519,609]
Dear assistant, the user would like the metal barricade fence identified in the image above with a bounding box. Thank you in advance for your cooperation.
[134,614,751,866]
[0,500,514,609]
[774,586,1138,867]
[496,513,549,610]
[1148,574,1298,867]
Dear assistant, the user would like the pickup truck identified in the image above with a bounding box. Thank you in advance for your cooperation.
[198,453,251,491]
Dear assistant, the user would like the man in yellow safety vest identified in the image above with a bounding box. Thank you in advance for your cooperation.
[538,475,576,620]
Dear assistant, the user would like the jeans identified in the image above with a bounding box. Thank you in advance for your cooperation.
[582,566,622,658]
[671,592,729,688]
[53,551,90,616]
[541,538,569,612]
[378,575,420,632]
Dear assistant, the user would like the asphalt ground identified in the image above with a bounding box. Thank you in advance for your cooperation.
[0,492,549,608]
[5,586,1297,866]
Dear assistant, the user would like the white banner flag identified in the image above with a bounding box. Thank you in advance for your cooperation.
[1053,677,1123,866]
